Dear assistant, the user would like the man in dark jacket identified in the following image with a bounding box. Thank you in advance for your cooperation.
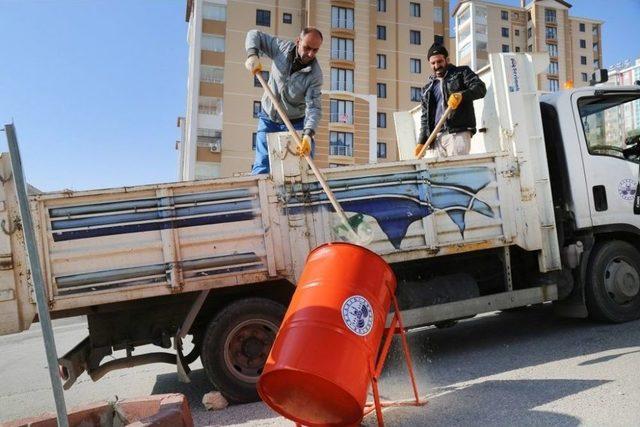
[415,44,487,157]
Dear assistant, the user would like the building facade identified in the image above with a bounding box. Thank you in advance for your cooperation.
[605,58,640,145]
[179,0,449,180]
[453,0,603,92]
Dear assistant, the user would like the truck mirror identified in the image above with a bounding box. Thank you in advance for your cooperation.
[589,69,609,86]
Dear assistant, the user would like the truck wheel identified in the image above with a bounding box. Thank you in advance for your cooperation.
[586,240,640,323]
[201,298,285,403]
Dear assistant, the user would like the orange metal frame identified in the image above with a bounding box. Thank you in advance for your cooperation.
[362,294,425,426]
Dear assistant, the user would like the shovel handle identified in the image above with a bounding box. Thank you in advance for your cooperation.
[416,106,452,159]
[254,72,358,239]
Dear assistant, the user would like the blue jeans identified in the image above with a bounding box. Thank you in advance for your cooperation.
[251,112,307,175]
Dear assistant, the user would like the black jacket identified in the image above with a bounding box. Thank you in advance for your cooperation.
[418,64,487,144]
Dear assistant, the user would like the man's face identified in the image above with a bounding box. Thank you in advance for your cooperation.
[429,54,449,77]
[296,32,323,64]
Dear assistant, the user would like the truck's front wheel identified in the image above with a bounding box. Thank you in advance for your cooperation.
[586,240,640,322]
[201,298,285,403]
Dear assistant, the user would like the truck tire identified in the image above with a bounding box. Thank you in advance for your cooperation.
[585,240,640,323]
[201,298,285,403]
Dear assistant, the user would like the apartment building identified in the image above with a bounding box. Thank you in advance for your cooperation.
[605,58,640,145]
[179,0,449,180]
[452,0,603,92]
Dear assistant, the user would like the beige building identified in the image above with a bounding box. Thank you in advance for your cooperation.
[179,0,450,180]
[452,0,603,92]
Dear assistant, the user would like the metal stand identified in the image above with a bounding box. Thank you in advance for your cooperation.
[4,124,69,427]
[361,294,424,426]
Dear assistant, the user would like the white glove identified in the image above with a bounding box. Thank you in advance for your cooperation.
[244,55,262,74]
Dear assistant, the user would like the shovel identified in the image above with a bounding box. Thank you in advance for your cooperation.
[416,93,463,159]
[254,72,368,244]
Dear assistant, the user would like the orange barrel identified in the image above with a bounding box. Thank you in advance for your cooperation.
[257,242,396,426]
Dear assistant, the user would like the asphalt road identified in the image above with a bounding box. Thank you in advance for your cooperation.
[1,304,639,426]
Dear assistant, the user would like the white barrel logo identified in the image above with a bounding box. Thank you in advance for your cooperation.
[341,295,374,336]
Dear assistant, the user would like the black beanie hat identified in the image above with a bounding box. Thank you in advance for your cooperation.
[427,43,449,59]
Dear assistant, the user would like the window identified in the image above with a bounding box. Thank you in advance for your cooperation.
[514,29,520,36]
[592,25,599,36]
[377,142,387,159]
[197,128,222,147]
[330,99,354,124]
[252,132,257,150]
[377,0,386,12]
[527,44,533,52]
[580,39,586,49]
[252,101,261,118]
[581,72,588,82]
[515,46,521,52]
[434,6,443,22]
[410,58,421,73]
[502,44,510,53]
[527,27,532,39]
[200,65,224,83]
[548,61,558,74]
[377,112,387,128]
[512,12,519,20]
[331,37,354,61]
[410,87,421,102]
[434,34,444,45]
[581,56,587,65]
[593,42,599,52]
[377,83,387,98]
[329,131,354,156]
[377,25,387,40]
[198,97,223,115]
[331,6,354,29]
[203,3,226,21]
[527,11,531,21]
[202,35,225,52]
[502,27,509,37]
[546,26,557,40]
[547,43,558,57]
[377,54,387,69]
[256,9,271,27]
[501,10,508,20]
[594,59,600,68]
[548,79,559,92]
[579,22,585,32]
[283,13,292,24]
[253,71,270,87]
[410,30,421,45]
[544,8,556,23]
[578,94,640,163]
[410,2,421,17]
[331,68,354,91]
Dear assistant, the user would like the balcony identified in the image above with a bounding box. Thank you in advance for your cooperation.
[330,145,353,156]
[329,113,354,125]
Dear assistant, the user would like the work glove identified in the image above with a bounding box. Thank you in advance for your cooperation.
[448,92,463,109]
[297,134,312,157]
[244,55,262,75]
[414,143,425,157]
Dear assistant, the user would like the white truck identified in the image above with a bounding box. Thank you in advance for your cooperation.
[2,53,640,403]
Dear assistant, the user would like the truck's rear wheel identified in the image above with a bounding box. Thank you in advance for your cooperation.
[586,240,640,323]
[201,298,285,403]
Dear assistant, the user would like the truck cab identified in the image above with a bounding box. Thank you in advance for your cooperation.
[540,84,640,321]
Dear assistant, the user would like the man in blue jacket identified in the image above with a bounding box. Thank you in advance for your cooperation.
[415,43,487,157]
[245,28,324,174]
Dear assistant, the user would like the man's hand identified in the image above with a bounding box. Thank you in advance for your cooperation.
[244,55,262,75]
[297,135,312,157]
[414,143,425,158]
[448,92,463,109]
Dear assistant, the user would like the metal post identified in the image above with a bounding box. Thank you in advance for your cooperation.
[3,124,69,427]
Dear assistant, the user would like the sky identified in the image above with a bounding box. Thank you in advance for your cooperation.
[1,0,639,192]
